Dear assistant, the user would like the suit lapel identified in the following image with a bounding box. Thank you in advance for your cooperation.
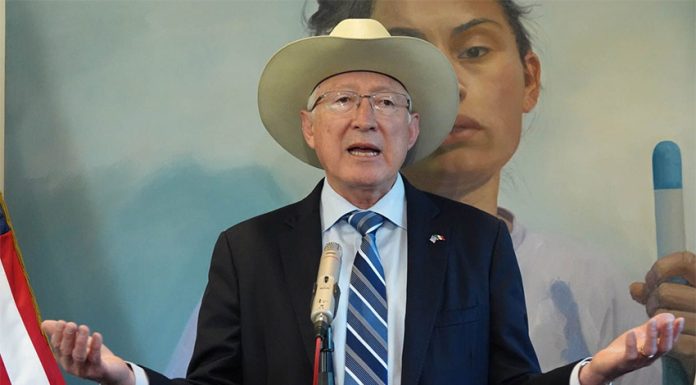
[401,181,450,385]
[277,181,324,363]
[275,178,452,376]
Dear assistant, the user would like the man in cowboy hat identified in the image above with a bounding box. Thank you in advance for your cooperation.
[42,19,681,385]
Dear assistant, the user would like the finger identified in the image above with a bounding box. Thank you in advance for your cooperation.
[645,251,696,291]
[625,330,639,360]
[87,332,103,365]
[655,309,695,335]
[59,322,78,357]
[646,283,696,315]
[656,316,675,354]
[630,282,648,304]
[72,325,90,362]
[640,318,659,358]
[49,320,66,352]
[674,317,685,343]
[41,319,58,335]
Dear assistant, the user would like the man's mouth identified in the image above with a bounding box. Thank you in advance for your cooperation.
[348,145,381,157]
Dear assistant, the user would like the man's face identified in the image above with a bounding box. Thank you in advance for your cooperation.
[300,71,420,204]
[372,0,541,192]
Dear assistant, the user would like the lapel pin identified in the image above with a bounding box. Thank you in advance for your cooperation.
[429,234,445,244]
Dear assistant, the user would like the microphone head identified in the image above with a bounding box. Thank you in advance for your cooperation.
[310,242,343,329]
[653,141,682,190]
[323,242,342,258]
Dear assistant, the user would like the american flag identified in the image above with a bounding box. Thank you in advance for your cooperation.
[0,193,65,385]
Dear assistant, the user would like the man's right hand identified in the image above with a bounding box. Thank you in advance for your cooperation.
[41,320,135,385]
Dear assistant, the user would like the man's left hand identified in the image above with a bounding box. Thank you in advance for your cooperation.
[578,313,684,385]
[630,251,696,379]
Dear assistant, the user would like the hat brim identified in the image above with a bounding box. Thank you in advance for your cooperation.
[258,35,458,169]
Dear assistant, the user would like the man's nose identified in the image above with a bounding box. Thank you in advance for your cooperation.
[352,96,377,130]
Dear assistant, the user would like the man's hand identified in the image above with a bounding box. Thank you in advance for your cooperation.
[578,313,684,385]
[41,320,135,385]
[630,251,696,379]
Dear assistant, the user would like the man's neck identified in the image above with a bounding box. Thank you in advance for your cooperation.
[325,176,399,210]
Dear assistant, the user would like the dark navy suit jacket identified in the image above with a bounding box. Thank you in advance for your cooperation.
[145,178,576,385]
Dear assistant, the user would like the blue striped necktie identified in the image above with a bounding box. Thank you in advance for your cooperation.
[344,210,388,385]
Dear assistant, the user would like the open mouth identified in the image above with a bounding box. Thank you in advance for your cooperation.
[348,145,381,157]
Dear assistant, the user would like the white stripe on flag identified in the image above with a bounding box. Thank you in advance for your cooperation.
[0,260,51,385]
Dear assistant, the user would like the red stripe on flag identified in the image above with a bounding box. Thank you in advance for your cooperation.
[0,231,65,385]
[0,356,11,385]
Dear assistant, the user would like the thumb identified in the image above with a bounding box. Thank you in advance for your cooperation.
[629,282,647,304]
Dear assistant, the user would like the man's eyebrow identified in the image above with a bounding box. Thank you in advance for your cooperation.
[452,18,502,36]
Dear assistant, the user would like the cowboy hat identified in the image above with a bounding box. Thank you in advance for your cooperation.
[258,18,458,168]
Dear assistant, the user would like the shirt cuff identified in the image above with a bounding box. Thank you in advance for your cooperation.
[570,357,591,385]
[126,362,150,385]
[570,357,613,385]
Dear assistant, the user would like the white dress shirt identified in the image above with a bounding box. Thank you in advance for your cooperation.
[319,175,408,385]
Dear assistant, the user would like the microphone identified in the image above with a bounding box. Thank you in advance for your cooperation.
[311,242,342,337]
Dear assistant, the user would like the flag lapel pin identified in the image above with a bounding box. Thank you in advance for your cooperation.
[429,234,445,244]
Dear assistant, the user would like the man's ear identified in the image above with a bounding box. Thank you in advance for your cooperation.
[522,50,541,113]
[300,110,316,149]
[407,113,420,150]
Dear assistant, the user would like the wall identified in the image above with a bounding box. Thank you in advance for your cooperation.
[5,1,694,384]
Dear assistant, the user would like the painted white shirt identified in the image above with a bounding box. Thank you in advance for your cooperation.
[500,208,660,384]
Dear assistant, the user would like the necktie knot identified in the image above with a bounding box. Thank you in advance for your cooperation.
[346,210,385,236]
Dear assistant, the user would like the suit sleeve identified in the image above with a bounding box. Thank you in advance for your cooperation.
[487,220,576,385]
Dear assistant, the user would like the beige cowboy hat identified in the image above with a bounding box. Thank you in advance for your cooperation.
[257,18,458,169]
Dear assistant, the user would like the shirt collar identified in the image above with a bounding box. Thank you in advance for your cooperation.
[497,206,524,249]
[320,174,406,232]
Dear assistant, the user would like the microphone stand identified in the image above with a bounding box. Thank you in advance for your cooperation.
[317,325,335,385]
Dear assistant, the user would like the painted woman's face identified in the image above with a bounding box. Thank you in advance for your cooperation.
[372,0,541,191]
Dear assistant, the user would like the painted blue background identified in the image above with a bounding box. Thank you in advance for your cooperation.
[6,2,321,384]
[4,1,694,384]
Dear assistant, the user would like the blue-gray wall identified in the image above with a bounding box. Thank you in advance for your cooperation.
[6,2,321,384]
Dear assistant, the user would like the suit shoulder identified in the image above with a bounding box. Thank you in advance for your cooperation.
[421,189,502,227]
[221,198,310,237]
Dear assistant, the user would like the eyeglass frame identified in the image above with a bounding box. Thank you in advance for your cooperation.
[307,90,413,115]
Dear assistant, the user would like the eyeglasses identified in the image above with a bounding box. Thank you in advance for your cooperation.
[309,90,411,115]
